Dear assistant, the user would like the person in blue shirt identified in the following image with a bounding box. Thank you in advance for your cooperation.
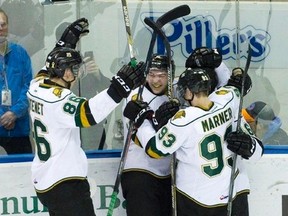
[0,8,33,154]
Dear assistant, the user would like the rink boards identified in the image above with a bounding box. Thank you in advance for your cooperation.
[0,147,287,216]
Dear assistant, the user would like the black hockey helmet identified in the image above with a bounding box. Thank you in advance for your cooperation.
[177,68,211,97]
[45,47,83,78]
[150,54,176,78]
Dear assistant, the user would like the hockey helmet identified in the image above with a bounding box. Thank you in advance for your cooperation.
[45,47,83,78]
[243,101,276,122]
[150,54,175,78]
[177,68,211,97]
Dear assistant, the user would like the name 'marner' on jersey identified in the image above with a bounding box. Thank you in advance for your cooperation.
[135,86,263,207]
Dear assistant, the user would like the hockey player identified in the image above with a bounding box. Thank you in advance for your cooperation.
[27,47,145,216]
[185,46,230,91]
[121,54,180,216]
[184,47,252,95]
[121,48,251,216]
[124,68,263,216]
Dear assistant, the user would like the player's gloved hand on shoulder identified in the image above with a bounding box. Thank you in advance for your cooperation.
[226,131,256,159]
[124,100,154,128]
[185,47,222,69]
[152,99,180,131]
[227,67,252,96]
[108,61,146,103]
[56,17,89,49]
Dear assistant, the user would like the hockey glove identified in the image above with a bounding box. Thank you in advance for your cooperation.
[226,132,256,159]
[108,61,146,103]
[185,47,222,69]
[152,99,180,131]
[124,100,154,128]
[227,67,252,96]
[56,17,89,49]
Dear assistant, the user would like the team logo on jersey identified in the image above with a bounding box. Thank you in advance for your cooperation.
[53,88,63,98]
[173,110,186,120]
[131,93,142,101]
[215,89,229,95]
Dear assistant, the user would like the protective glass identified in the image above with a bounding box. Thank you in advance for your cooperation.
[174,79,189,108]
[71,63,87,79]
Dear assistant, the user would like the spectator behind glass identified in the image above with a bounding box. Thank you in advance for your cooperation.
[0,8,33,154]
[242,101,288,145]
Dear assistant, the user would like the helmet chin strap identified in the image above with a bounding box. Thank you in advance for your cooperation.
[184,93,194,106]
[61,76,76,89]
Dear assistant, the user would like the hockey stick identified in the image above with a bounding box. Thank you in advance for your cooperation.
[260,0,272,77]
[138,4,191,97]
[217,1,232,48]
[227,44,252,216]
[143,18,173,99]
[235,0,240,67]
[144,16,177,216]
[106,6,190,216]
[120,0,137,66]
[142,7,190,216]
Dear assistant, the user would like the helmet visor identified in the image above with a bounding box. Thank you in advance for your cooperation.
[71,63,86,79]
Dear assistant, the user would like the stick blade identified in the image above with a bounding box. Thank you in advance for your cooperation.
[157,4,191,27]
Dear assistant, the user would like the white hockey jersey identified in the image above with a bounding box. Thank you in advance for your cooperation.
[27,78,119,191]
[122,86,172,177]
[137,86,263,206]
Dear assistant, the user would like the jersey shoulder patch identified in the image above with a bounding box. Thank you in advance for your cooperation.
[131,93,140,101]
[52,87,64,98]
[173,110,186,120]
[215,89,230,95]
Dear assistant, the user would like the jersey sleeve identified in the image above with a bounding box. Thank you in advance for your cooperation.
[88,88,118,124]
[49,91,95,128]
[215,62,232,89]
[143,112,189,159]
[135,119,157,149]
[52,88,118,128]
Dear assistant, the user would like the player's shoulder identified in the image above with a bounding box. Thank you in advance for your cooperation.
[28,79,72,102]
[130,87,167,103]
[170,107,203,126]
[211,86,240,99]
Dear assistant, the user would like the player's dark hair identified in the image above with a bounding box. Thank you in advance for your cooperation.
[177,68,211,97]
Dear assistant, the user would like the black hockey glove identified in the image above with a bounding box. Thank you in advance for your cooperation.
[226,132,256,159]
[152,99,180,131]
[227,67,252,96]
[56,18,89,49]
[185,47,222,69]
[124,100,154,128]
[108,61,146,103]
